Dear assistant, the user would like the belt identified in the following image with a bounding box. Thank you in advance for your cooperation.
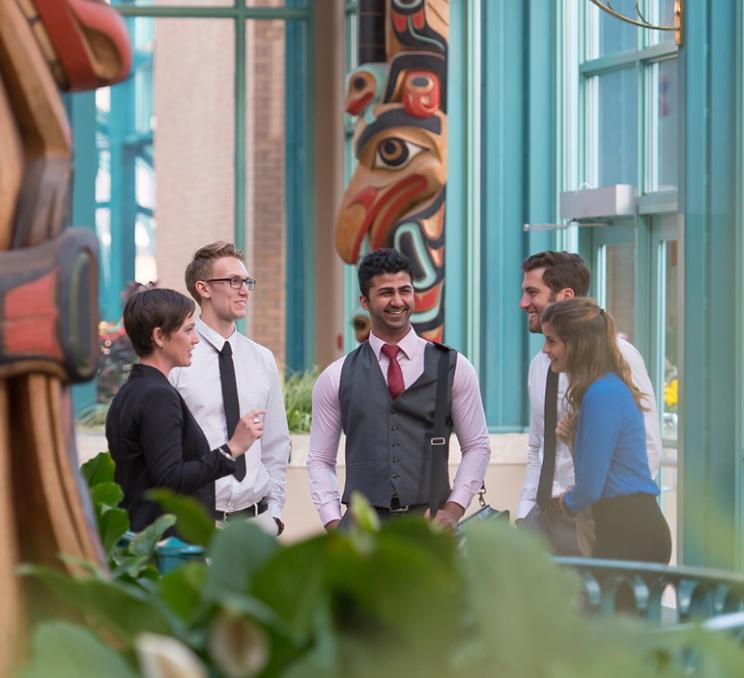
[220,500,268,521]
[382,497,430,514]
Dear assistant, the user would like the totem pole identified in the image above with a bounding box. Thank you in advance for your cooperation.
[0,0,130,668]
[336,0,448,342]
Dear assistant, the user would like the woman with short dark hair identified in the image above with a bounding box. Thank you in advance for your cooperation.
[541,298,671,563]
[106,288,264,531]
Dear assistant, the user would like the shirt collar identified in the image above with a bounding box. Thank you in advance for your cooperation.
[196,317,236,352]
[368,326,419,361]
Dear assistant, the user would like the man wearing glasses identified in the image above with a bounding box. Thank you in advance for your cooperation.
[170,241,290,535]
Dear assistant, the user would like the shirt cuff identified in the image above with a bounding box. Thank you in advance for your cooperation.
[517,499,535,520]
[267,501,282,520]
[447,488,473,512]
[318,502,342,526]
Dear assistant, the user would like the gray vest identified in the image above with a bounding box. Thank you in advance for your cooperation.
[339,341,456,508]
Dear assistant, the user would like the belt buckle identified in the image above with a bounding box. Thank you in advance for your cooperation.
[390,499,409,513]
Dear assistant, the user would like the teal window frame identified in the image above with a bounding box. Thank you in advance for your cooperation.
[572,0,682,554]
[70,0,315,412]
[70,0,314,368]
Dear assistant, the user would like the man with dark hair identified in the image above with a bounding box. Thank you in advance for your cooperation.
[170,241,290,535]
[516,251,662,555]
[308,248,490,530]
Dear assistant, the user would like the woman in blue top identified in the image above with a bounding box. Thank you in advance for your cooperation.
[541,298,671,563]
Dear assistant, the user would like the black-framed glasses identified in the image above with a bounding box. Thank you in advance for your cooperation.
[204,276,256,291]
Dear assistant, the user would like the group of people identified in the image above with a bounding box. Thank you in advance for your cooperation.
[106,243,671,564]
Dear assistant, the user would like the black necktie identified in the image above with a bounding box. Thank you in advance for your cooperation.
[537,368,559,511]
[218,341,245,481]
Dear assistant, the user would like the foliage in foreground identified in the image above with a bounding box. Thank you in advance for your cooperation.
[19,455,744,677]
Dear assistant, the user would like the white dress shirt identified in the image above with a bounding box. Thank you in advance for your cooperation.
[307,328,491,526]
[170,318,290,518]
[517,337,663,519]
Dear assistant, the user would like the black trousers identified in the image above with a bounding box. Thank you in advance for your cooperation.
[592,493,672,564]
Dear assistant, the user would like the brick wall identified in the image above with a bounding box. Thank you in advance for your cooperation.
[153,16,287,364]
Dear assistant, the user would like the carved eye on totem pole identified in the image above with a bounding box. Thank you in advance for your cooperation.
[373,137,427,169]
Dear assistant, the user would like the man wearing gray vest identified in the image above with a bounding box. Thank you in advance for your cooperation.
[308,249,491,530]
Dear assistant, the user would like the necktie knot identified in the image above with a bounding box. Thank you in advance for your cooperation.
[220,341,232,357]
[381,343,400,360]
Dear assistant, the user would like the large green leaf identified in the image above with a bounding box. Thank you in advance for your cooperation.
[80,452,115,488]
[128,514,177,558]
[203,520,278,602]
[99,507,130,555]
[251,533,334,640]
[158,562,207,622]
[22,565,178,646]
[146,489,215,547]
[90,482,124,510]
[19,622,136,678]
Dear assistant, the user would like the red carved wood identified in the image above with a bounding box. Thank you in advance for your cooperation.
[0,1,131,672]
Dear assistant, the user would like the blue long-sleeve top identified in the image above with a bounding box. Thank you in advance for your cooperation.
[563,372,659,515]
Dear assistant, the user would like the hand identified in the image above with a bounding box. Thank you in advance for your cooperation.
[558,486,573,514]
[226,409,266,457]
[324,519,341,531]
[424,501,464,532]
[556,417,571,445]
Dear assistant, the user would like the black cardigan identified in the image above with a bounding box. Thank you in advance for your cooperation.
[105,363,235,531]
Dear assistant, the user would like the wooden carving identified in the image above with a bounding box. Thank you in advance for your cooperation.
[336,0,448,342]
[0,0,130,669]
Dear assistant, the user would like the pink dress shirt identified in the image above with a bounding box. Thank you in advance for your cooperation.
[308,328,491,525]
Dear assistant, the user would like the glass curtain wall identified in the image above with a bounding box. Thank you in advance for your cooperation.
[72,0,311,372]
[568,0,681,556]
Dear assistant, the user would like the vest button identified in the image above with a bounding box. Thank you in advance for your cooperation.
[391,425,398,431]
[392,473,399,479]
[393,457,400,463]
[392,441,399,447]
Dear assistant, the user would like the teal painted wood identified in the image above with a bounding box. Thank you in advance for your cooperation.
[524,0,559,364]
[234,19,246,255]
[681,0,739,570]
[737,0,744,573]
[284,12,314,371]
[68,93,99,414]
[106,68,137,323]
[443,0,468,355]
[478,0,529,429]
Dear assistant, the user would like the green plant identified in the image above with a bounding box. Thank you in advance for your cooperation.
[283,368,317,433]
[79,452,176,583]
[20,491,744,678]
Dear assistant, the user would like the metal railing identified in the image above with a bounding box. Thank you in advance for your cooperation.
[556,557,744,634]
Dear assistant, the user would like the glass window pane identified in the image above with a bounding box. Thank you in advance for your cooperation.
[598,0,638,56]
[658,237,679,558]
[652,0,677,45]
[590,68,637,186]
[601,241,636,343]
[647,58,678,191]
[661,239,679,443]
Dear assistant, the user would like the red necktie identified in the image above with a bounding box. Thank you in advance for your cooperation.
[381,344,405,399]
